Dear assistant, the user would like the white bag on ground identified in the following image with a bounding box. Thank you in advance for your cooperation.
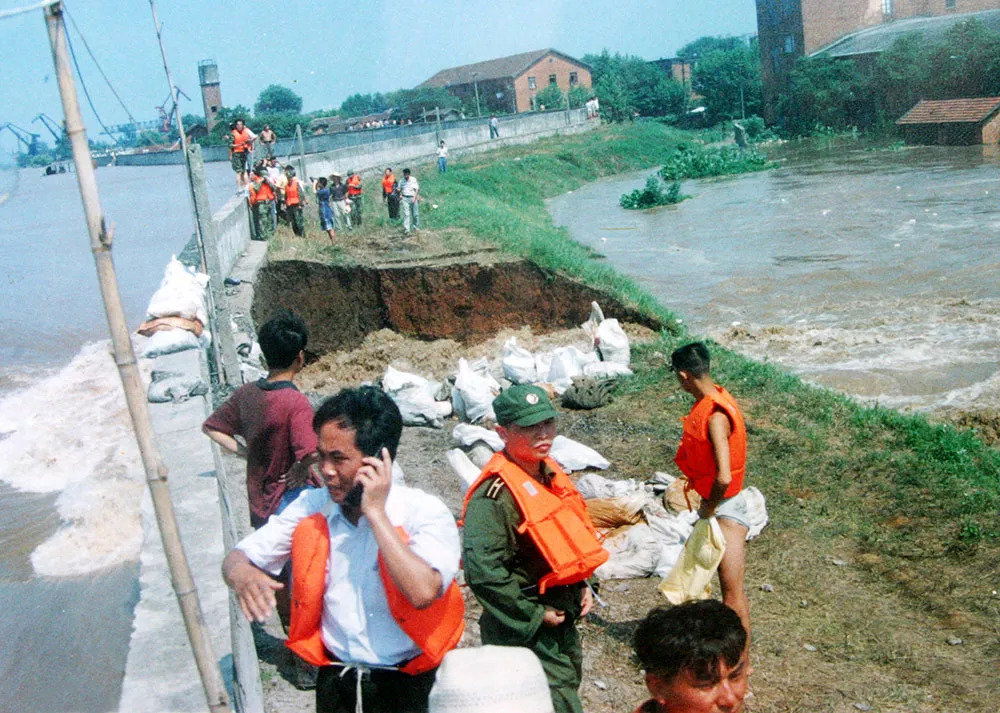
[546,347,584,395]
[658,516,726,604]
[451,358,498,423]
[382,366,450,428]
[549,435,609,472]
[574,472,640,499]
[452,423,504,451]
[145,256,209,325]
[580,301,605,342]
[500,337,538,385]
[446,448,482,490]
[595,523,662,580]
[596,318,630,366]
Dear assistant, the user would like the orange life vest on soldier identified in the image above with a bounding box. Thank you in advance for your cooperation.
[285,179,301,206]
[231,127,253,153]
[285,512,465,674]
[674,386,746,500]
[252,179,275,204]
[347,174,362,196]
[461,452,608,594]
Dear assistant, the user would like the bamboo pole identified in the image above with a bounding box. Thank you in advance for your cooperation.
[149,0,241,387]
[43,4,231,712]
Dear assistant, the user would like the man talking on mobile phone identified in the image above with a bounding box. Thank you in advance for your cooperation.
[222,386,464,713]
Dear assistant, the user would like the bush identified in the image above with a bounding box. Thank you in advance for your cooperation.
[619,176,688,209]
[658,143,772,180]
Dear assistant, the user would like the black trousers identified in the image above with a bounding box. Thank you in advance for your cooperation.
[316,663,436,713]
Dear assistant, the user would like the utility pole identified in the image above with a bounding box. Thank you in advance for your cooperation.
[472,71,482,117]
[43,4,231,712]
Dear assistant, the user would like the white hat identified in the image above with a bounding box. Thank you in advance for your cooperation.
[428,646,554,713]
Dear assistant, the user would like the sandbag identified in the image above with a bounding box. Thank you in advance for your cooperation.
[582,362,633,379]
[546,346,584,395]
[451,358,498,423]
[147,370,208,403]
[446,448,481,490]
[139,328,205,358]
[550,435,609,472]
[586,495,645,529]
[382,366,450,428]
[500,337,537,385]
[595,523,661,580]
[145,256,209,325]
[658,517,726,604]
[452,423,504,451]
[596,318,630,366]
[574,472,640,500]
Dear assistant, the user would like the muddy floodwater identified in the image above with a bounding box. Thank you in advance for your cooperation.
[550,141,1000,417]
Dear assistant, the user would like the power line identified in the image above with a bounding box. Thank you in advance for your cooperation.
[64,6,137,125]
[63,17,120,145]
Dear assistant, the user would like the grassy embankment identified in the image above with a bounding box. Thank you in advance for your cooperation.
[267,121,1000,707]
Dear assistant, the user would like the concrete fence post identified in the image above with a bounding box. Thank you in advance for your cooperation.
[296,124,307,184]
[187,143,242,386]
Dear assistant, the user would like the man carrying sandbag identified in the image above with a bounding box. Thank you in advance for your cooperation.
[670,342,752,641]
[461,385,608,713]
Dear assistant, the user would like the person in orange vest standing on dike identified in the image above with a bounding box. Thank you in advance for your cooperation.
[346,169,363,227]
[222,386,464,713]
[248,165,276,241]
[283,165,308,237]
[670,342,752,644]
[461,384,609,713]
[229,117,257,192]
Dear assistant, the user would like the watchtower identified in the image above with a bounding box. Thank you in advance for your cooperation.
[198,59,222,131]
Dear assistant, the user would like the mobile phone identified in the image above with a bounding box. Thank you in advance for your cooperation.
[343,483,364,508]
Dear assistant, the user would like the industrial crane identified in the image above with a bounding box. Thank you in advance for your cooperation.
[157,87,190,133]
[0,122,40,155]
[33,113,66,143]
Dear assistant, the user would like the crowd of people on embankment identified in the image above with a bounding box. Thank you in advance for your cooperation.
[226,116,498,246]
[203,304,755,713]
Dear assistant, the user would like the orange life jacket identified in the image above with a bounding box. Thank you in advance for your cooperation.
[674,386,746,500]
[461,452,608,594]
[285,178,301,206]
[347,174,362,196]
[285,512,465,674]
[382,174,396,196]
[231,127,253,153]
[252,179,275,204]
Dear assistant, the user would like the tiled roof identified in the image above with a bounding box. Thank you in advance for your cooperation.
[812,9,1000,57]
[896,97,1000,125]
[420,49,587,87]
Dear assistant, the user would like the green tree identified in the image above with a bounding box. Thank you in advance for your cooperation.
[778,56,865,135]
[594,70,633,121]
[567,85,591,109]
[872,34,931,120]
[923,19,1000,99]
[340,92,388,117]
[254,84,303,115]
[534,83,565,110]
[677,35,746,60]
[691,40,762,120]
[384,86,459,122]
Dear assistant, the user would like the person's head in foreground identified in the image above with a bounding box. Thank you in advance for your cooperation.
[428,645,554,713]
[632,600,748,713]
[493,384,558,467]
[670,341,712,397]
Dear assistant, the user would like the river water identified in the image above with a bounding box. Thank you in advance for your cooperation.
[0,161,234,713]
[550,141,1000,417]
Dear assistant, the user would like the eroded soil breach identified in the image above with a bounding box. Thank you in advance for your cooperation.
[253,258,661,356]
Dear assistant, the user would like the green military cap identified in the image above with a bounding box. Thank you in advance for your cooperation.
[493,384,558,427]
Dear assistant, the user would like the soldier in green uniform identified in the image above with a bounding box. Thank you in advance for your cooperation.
[461,385,607,713]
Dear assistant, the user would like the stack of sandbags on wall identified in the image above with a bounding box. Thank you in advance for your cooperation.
[137,257,211,359]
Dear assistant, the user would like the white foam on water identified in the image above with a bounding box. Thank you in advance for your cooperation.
[0,341,147,577]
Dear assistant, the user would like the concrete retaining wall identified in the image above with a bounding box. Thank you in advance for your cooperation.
[115,109,594,167]
[212,196,253,279]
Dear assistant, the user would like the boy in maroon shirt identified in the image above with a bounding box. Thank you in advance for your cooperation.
[203,310,318,528]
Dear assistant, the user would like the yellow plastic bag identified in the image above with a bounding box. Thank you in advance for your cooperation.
[658,517,726,604]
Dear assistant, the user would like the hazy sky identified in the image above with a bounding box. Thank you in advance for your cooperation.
[0,0,757,152]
